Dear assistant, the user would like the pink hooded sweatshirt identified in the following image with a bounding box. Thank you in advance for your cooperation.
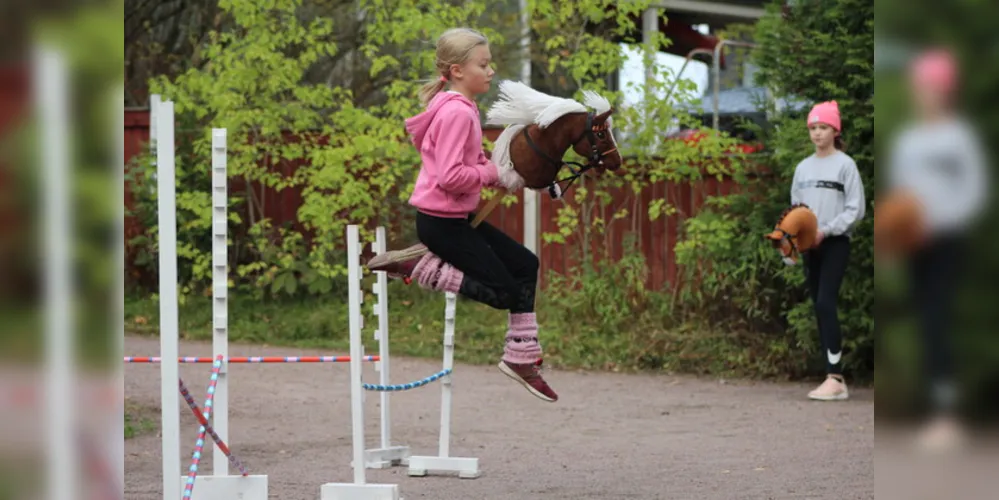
[405,91,499,219]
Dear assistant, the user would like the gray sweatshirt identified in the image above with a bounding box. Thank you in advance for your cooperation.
[887,117,989,237]
[790,150,867,238]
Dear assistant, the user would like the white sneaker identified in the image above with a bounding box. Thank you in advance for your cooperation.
[915,415,966,454]
[808,374,849,401]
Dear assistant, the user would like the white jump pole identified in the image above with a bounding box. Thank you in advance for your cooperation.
[154,95,182,500]
[364,227,411,468]
[321,225,399,500]
[407,292,479,479]
[175,126,267,498]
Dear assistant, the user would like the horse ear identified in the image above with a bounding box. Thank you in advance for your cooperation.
[592,108,614,126]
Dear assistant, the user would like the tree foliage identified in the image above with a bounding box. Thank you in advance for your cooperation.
[127,0,745,304]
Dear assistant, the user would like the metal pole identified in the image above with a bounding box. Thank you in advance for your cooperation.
[664,48,713,104]
[712,39,758,130]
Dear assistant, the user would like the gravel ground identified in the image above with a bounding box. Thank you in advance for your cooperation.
[124,335,874,499]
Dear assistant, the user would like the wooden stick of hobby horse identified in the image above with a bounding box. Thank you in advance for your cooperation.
[470,189,507,227]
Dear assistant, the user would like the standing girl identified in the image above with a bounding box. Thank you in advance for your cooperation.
[885,49,987,449]
[368,28,558,402]
[791,100,866,400]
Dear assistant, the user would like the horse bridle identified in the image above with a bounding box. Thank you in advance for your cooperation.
[774,229,800,255]
[520,111,618,199]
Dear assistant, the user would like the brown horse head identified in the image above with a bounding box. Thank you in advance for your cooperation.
[568,108,622,174]
[486,82,623,198]
[874,189,926,259]
[764,203,818,265]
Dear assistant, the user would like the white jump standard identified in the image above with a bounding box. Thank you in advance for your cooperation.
[152,95,268,500]
[406,291,480,479]
[320,225,400,500]
[366,227,480,479]
[363,227,412,470]
[322,226,481,499]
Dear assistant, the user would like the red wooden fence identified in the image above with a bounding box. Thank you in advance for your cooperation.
[123,109,743,290]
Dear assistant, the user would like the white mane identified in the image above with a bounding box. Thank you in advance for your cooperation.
[485,80,615,195]
[486,80,612,129]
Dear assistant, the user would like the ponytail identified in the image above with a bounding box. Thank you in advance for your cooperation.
[418,78,447,107]
[834,135,847,152]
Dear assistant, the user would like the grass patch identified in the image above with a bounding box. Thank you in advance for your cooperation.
[124,275,801,380]
[124,400,158,439]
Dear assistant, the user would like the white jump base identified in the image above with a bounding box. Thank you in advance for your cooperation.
[320,482,400,500]
[178,476,269,500]
[408,456,480,479]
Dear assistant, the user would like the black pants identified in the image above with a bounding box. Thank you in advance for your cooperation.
[909,235,965,412]
[416,211,539,313]
[803,235,851,375]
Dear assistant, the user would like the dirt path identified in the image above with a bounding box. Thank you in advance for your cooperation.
[124,335,873,499]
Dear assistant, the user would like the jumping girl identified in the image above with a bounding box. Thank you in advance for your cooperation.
[368,28,558,403]
[791,100,866,401]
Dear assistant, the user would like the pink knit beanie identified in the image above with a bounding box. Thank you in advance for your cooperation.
[909,48,957,95]
[807,100,841,132]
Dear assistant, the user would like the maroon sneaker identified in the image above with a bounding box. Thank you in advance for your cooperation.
[366,243,428,283]
[498,360,558,402]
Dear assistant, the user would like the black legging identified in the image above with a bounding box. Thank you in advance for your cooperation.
[416,211,539,313]
[803,236,851,375]
[909,235,965,412]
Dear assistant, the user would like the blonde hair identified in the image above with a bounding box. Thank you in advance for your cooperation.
[418,28,489,106]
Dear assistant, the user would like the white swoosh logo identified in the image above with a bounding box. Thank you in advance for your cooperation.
[827,350,842,365]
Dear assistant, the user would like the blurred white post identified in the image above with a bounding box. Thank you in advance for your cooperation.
[211,128,229,474]
[114,84,125,496]
[154,96,182,500]
[519,0,539,255]
[37,44,77,500]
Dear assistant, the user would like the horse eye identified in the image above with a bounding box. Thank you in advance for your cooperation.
[596,131,606,139]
